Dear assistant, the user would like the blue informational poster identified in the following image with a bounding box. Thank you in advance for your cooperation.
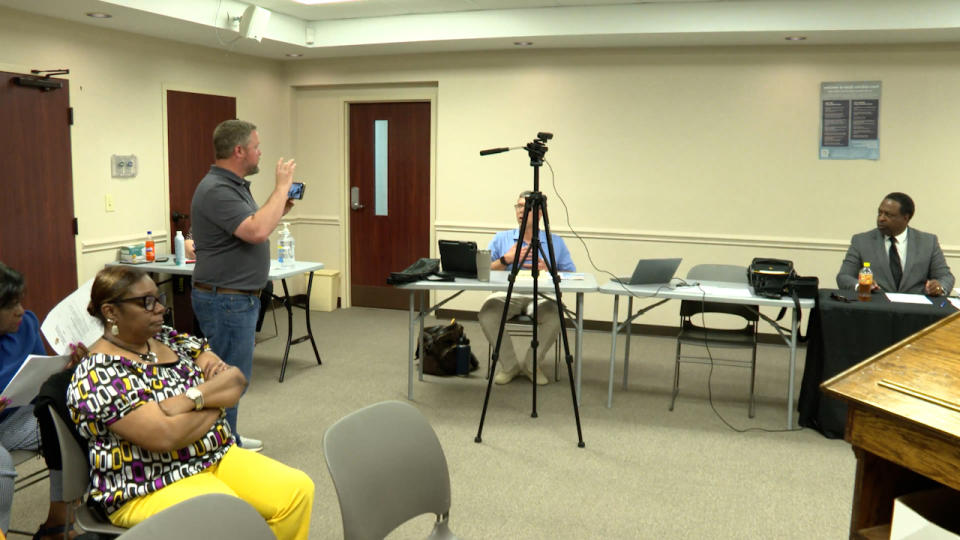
[820,81,881,160]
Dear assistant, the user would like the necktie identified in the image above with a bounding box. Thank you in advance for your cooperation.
[889,237,903,290]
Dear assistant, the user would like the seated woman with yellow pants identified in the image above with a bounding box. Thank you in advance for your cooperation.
[67,266,313,539]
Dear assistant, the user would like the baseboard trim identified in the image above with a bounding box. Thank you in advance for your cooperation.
[435,308,791,345]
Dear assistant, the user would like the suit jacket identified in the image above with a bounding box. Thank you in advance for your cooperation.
[836,227,954,294]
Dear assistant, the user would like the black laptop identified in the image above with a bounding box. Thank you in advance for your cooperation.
[438,240,478,278]
[615,258,682,286]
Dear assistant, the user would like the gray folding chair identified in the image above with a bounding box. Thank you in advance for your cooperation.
[47,405,127,537]
[116,493,273,540]
[670,264,760,417]
[323,401,458,540]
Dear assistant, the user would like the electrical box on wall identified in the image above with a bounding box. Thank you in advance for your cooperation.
[111,154,137,178]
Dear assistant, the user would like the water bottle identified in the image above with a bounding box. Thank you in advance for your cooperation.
[278,222,295,268]
[858,262,873,301]
[455,334,471,376]
[174,231,186,265]
[145,230,155,262]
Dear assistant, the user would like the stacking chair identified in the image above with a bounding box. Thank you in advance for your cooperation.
[116,494,273,539]
[487,314,563,381]
[670,264,760,417]
[323,401,458,540]
[47,405,127,537]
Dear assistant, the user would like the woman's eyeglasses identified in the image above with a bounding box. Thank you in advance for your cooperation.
[116,293,167,311]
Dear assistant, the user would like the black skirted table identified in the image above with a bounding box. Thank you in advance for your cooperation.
[798,288,957,438]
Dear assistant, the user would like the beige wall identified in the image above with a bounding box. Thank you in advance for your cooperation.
[284,45,960,324]
[0,7,290,284]
[5,4,960,325]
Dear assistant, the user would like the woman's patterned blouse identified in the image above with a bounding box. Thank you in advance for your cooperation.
[66,327,234,514]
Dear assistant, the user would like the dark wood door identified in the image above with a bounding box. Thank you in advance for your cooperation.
[166,90,236,332]
[0,71,76,324]
[349,102,431,309]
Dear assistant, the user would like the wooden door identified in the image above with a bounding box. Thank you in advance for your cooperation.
[166,90,236,332]
[349,102,431,309]
[0,71,76,324]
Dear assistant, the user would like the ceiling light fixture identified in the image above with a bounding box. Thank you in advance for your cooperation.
[85,12,112,19]
[514,41,533,47]
[286,53,303,57]
[785,35,807,41]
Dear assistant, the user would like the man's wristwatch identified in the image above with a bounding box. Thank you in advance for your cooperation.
[499,256,508,266]
[184,387,204,411]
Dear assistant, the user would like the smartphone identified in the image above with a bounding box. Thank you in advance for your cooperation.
[288,182,305,200]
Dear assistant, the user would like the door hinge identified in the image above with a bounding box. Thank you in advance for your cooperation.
[68,107,74,126]
[72,218,78,235]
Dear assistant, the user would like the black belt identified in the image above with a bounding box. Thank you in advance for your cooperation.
[193,282,261,296]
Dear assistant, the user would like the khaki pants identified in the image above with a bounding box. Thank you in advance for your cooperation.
[478,292,561,375]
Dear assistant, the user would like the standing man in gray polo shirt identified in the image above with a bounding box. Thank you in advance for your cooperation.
[190,119,295,452]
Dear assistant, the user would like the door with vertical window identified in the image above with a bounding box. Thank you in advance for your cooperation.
[348,102,430,309]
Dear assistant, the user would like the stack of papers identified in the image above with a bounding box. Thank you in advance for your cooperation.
[40,278,102,355]
[1,354,70,407]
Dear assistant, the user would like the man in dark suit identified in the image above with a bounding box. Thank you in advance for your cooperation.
[836,192,954,296]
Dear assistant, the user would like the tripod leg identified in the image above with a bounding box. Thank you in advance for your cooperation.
[538,200,586,447]
[476,203,535,443]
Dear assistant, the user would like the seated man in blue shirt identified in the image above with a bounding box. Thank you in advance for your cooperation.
[478,191,575,385]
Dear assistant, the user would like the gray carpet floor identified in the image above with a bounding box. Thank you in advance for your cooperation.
[11,306,854,538]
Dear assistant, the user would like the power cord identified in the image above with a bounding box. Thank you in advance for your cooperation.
[546,159,802,434]
[694,286,802,433]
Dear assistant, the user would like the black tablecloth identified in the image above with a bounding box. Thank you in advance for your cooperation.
[797,289,957,438]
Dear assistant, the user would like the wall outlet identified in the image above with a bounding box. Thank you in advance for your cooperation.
[111,154,137,178]
[105,193,115,212]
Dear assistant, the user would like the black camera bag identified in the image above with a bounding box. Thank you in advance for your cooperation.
[747,258,795,298]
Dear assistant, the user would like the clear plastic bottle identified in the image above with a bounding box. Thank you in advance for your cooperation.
[278,222,295,268]
[174,231,185,266]
[145,230,155,262]
[857,262,873,301]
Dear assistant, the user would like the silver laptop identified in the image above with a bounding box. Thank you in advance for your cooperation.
[615,258,682,285]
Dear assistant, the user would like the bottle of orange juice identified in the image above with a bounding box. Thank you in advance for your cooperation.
[857,262,872,301]
[145,230,155,262]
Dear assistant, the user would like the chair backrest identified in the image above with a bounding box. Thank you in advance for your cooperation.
[117,494,274,540]
[47,404,92,501]
[323,401,452,540]
[686,264,748,284]
[681,265,758,324]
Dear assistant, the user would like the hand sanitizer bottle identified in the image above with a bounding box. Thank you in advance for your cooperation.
[278,222,295,268]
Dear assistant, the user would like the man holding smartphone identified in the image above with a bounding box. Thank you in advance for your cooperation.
[189,119,295,452]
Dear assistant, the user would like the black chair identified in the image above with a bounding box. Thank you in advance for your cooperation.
[670,264,760,417]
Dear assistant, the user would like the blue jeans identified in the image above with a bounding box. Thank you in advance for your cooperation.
[191,289,259,439]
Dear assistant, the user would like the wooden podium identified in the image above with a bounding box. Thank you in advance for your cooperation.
[822,310,960,539]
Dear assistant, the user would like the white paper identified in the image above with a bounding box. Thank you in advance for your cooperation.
[1,354,70,408]
[40,278,102,355]
[696,285,754,298]
[885,292,932,305]
[559,272,586,281]
[948,298,960,311]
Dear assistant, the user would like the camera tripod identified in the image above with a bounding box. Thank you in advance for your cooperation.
[475,132,585,448]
